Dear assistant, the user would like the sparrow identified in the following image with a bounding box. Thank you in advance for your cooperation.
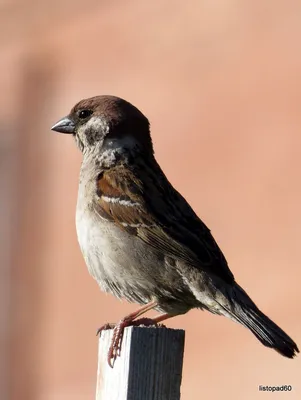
[52,95,299,367]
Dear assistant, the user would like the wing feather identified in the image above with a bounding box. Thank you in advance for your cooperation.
[95,160,234,284]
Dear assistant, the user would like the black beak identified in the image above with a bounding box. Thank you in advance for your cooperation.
[51,116,75,134]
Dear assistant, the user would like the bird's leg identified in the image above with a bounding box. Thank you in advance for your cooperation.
[108,312,177,367]
[96,300,158,335]
[132,312,176,327]
[97,300,158,367]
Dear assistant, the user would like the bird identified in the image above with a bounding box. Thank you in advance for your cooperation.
[51,95,299,367]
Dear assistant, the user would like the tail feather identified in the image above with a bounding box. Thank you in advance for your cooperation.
[218,284,299,358]
[235,306,299,358]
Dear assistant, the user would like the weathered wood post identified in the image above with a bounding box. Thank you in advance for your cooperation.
[96,326,185,400]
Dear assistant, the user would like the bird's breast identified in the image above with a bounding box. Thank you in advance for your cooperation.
[75,199,164,302]
[75,170,195,310]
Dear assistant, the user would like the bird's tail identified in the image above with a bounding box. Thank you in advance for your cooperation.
[218,284,299,358]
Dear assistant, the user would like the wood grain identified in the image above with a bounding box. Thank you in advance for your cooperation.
[97,326,185,400]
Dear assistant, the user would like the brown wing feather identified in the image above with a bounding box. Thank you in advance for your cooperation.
[95,160,234,284]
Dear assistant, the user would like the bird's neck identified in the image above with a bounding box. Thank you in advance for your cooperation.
[85,136,148,170]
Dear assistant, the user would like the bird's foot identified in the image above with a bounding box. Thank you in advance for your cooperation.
[96,322,116,336]
[98,317,164,368]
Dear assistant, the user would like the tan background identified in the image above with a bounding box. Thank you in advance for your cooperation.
[1,1,301,399]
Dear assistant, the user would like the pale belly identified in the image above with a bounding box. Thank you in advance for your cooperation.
[75,206,194,313]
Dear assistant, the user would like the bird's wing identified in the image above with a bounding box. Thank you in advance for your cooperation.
[94,160,234,284]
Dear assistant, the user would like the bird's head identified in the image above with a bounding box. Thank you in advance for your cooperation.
[51,95,153,163]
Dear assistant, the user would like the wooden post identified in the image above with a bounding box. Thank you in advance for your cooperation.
[96,326,185,400]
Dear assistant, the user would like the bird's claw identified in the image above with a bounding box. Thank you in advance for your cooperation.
[99,317,163,367]
[107,320,127,367]
[96,322,116,336]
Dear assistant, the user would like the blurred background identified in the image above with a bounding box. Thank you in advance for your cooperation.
[1,0,301,399]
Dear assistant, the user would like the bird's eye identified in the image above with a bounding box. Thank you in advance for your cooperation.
[78,109,93,119]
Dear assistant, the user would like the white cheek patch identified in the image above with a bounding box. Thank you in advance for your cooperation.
[77,116,109,137]
[76,116,109,151]
[85,116,109,135]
